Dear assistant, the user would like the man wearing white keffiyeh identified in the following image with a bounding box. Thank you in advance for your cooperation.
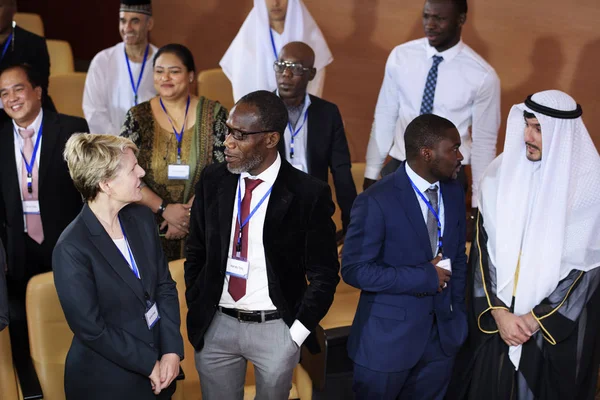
[447,90,600,400]
[220,0,333,102]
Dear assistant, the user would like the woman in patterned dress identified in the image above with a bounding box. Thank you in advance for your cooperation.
[121,43,227,260]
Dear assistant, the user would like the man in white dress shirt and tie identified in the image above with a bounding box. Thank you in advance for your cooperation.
[364,0,500,220]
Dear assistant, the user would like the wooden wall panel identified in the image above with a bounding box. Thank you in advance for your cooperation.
[22,0,600,159]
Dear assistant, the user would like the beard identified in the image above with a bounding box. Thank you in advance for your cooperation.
[226,151,264,174]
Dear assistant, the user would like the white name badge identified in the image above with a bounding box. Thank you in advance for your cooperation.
[292,163,306,173]
[168,164,190,180]
[23,200,40,214]
[226,257,249,279]
[437,258,452,272]
[145,302,160,329]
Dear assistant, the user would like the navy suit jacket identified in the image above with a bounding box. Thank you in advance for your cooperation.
[342,162,468,373]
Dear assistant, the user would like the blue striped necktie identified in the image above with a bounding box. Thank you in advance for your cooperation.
[419,55,444,115]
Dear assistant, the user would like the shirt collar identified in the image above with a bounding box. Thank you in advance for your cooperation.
[241,152,281,186]
[405,161,439,193]
[425,39,464,63]
[12,108,44,136]
[276,90,312,115]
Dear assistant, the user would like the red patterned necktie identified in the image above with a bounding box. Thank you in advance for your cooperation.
[19,128,44,244]
[228,177,263,301]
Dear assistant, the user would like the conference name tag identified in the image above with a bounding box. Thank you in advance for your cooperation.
[226,257,249,279]
[437,258,452,272]
[168,164,190,180]
[145,302,160,329]
[23,200,40,214]
[292,163,306,173]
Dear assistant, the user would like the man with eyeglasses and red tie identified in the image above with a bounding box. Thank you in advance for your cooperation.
[274,41,357,235]
[184,90,339,399]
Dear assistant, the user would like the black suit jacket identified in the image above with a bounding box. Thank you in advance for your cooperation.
[0,238,7,331]
[0,110,88,281]
[53,204,184,400]
[278,95,357,232]
[0,26,55,112]
[184,160,340,353]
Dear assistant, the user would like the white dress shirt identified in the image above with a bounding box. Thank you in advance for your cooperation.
[113,237,141,279]
[219,153,310,346]
[83,42,158,135]
[405,162,445,254]
[13,109,43,232]
[281,91,311,173]
[366,38,501,207]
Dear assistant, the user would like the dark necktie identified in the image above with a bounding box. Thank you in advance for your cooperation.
[19,128,44,244]
[228,177,263,302]
[425,186,439,256]
[419,55,444,115]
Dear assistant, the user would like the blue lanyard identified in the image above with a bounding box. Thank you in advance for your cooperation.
[288,109,308,160]
[407,177,443,253]
[19,124,43,195]
[269,28,278,61]
[159,95,191,163]
[119,217,141,279]
[1,33,13,62]
[235,177,273,255]
[124,44,150,106]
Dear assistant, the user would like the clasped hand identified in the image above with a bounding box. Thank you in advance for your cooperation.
[148,353,180,395]
[431,254,451,293]
[160,196,194,240]
[492,309,540,347]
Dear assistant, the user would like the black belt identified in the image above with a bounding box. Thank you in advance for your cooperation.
[218,307,281,323]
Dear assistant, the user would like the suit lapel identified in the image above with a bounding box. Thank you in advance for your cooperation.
[264,162,294,245]
[217,172,238,266]
[82,204,147,307]
[38,111,60,187]
[121,207,154,298]
[0,122,21,218]
[306,100,318,175]
[395,163,434,259]
[440,181,457,247]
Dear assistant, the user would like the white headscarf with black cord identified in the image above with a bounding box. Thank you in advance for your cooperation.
[479,90,600,368]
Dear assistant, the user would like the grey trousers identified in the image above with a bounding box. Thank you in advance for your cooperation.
[195,310,301,400]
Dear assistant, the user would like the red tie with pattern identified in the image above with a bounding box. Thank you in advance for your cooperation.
[228,177,263,301]
[19,128,44,244]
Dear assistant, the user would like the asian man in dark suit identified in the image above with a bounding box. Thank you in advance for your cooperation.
[275,41,357,234]
[0,63,87,358]
[185,90,340,399]
[342,114,468,399]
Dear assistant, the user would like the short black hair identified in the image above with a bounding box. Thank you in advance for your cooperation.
[452,0,468,14]
[0,63,42,89]
[237,90,288,135]
[153,43,196,74]
[523,110,536,119]
[405,114,457,160]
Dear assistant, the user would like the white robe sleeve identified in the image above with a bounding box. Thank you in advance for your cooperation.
[83,56,119,134]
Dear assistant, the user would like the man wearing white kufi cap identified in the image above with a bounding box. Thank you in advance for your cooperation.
[448,90,600,400]
[220,0,333,102]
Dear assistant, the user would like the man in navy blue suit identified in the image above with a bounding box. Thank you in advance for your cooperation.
[342,113,468,399]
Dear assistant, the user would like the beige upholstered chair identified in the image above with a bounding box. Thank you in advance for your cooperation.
[13,13,44,37]
[48,72,86,118]
[47,39,74,76]
[197,68,234,112]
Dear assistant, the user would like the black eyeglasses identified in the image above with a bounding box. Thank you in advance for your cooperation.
[226,126,274,141]
[273,61,313,76]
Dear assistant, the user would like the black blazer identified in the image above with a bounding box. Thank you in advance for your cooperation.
[278,95,357,232]
[0,110,88,281]
[184,160,340,353]
[0,26,54,112]
[0,238,7,331]
[53,204,184,400]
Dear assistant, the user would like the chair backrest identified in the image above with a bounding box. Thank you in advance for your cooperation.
[26,271,72,400]
[47,39,74,76]
[0,327,19,400]
[197,68,234,112]
[13,13,44,37]
[48,72,87,118]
